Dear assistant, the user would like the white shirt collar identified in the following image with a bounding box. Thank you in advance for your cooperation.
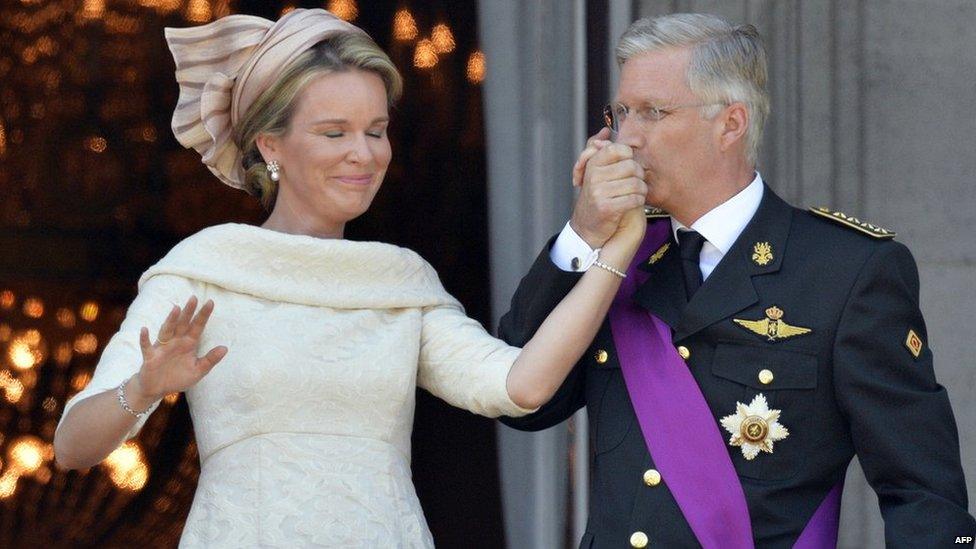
[671,173,765,254]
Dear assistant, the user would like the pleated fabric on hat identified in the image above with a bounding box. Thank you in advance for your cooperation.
[164,9,364,189]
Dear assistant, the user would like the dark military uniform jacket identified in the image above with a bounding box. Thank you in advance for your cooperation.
[499,185,975,548]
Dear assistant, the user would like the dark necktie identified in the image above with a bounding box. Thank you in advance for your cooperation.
[677,230,706,300]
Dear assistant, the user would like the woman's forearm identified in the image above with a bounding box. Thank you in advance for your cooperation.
[54,375,157,470]
[505,236,639,410]
[56,296,226,469]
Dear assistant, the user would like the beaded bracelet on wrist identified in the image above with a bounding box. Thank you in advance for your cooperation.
[593,259,627,278]
[116,376,152,419]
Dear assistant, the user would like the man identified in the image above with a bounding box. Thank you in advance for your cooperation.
[499,13,974,548]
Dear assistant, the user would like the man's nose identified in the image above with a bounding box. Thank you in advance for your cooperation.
[614,118,644,149]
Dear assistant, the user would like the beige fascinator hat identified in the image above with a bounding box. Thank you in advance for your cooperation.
[165,9,365,189]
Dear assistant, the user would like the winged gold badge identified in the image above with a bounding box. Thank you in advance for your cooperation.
[647,243,671,265]
[733,306,812,342]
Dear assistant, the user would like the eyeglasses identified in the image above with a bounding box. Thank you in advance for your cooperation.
[602,102,726,133]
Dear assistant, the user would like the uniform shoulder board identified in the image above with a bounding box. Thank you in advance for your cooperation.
[643,206,670,219]
[808,207,896,239]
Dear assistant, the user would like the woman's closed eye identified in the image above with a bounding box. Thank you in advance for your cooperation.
[321,128,386,139]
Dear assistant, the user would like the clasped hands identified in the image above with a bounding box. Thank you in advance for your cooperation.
[570,127,648,252]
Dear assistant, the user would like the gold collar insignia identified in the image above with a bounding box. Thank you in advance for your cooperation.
[752,242,773,266]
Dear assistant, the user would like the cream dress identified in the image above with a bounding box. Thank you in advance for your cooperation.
[58,224,533,547]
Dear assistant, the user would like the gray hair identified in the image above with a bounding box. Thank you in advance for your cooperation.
[616,13,769,164]
[235,32,402,210]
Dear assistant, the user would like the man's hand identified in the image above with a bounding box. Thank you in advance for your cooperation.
[570,131,647,249]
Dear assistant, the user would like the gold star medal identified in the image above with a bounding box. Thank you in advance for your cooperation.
[720,393,789,460]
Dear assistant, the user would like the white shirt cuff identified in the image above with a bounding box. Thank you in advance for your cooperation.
[550,221,600,272]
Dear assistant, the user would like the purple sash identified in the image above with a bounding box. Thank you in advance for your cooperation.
[794,482,843,549]
[608,222,842,548]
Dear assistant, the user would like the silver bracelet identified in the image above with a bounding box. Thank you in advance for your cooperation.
[117,376,152,419]
[593,259,627,279]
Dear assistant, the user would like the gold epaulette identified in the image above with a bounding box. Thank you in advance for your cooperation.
[809,207,896,239]
[643,206,670,219]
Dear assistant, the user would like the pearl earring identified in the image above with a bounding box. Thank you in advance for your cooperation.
[267,160,281,182]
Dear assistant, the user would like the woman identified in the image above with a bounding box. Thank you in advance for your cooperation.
[53,9,649,547]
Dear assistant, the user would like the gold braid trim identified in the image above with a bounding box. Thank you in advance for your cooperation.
[809,207,896,239]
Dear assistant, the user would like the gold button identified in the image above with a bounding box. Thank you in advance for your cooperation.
[595,349,609,364]
[630,531,649,548]
[758,369,774,385]
[677,346,690,360]
[643,469,661,486]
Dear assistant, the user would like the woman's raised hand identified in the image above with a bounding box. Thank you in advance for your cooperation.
[134,296,227,402]
[572,127,613,188]
[607,192,648,250]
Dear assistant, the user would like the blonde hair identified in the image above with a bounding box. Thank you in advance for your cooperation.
[616,13,769,164]
[235,32,402,209]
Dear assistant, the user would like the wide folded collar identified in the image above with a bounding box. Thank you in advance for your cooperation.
[139,223,455,310]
